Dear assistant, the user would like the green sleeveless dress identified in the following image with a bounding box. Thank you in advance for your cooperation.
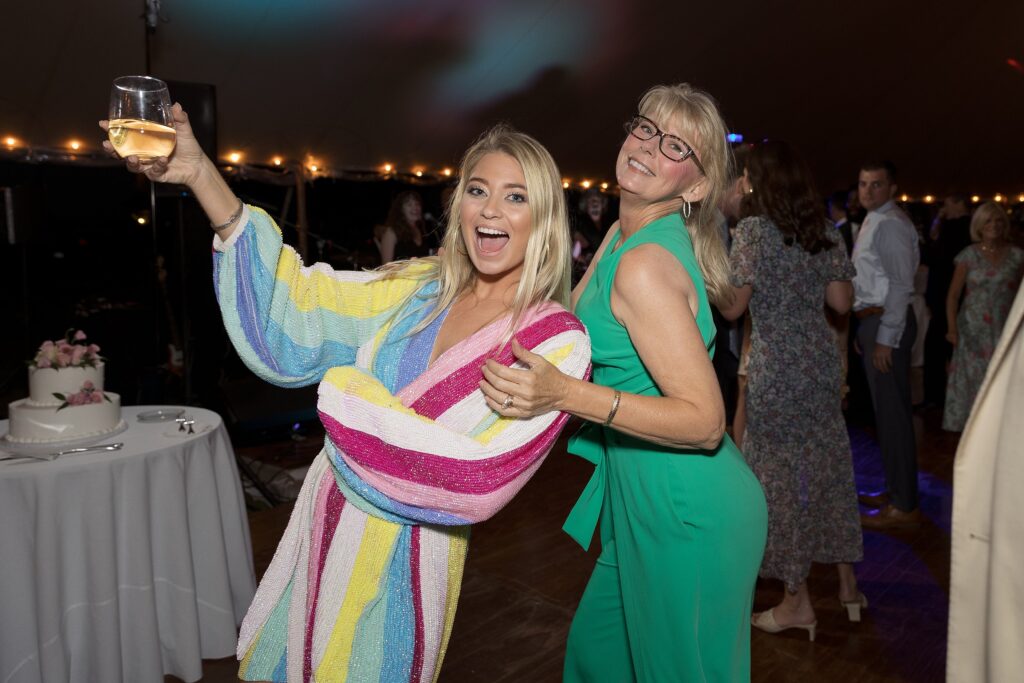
[562,213,767,682]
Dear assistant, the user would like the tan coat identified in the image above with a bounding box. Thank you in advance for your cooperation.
[947,281,1024,682]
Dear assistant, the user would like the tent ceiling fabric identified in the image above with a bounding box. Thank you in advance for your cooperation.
[2,0,1022,195]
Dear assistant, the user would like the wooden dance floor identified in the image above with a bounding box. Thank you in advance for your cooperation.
[183,407,954,682]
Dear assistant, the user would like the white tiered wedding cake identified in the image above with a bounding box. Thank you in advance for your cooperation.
[5,331,123,444]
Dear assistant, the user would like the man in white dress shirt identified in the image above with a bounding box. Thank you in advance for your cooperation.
[851,160,922,528]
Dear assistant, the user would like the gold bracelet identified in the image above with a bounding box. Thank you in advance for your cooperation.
[211,199,244,231]
[603,390,621,426]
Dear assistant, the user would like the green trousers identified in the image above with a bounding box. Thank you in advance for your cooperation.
[564,436,767,682]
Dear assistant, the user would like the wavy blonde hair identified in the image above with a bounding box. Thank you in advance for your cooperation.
[379,124,572,347]
[638,84,735,308]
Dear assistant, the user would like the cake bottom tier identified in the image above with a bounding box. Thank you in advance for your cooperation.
[6,393,123,443]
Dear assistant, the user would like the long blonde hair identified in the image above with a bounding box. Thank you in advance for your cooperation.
[638,84,735,308]
[379,124,572,346]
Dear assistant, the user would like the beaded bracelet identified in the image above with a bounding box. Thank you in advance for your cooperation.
[211,199,244,231]
[603,390,621,426]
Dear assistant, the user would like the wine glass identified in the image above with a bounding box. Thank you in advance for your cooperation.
[107,76,176,159]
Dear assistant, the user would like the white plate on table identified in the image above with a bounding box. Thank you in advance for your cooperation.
[0,421,129,459]
[137,408,187,423]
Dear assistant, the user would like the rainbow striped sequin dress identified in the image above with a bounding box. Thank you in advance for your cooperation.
[213,207,590,682]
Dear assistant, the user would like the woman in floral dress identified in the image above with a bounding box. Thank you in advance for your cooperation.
[722,140,865,640]
[943,201,1024,431]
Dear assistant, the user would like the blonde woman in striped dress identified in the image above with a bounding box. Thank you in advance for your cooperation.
[103,105,590,682]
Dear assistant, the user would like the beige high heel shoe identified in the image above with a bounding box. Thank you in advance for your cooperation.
[751,608,817,642]
[840,592,869,622]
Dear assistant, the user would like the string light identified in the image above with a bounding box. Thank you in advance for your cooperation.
[415,170,423,177]
[1018,194,1024,203]
[136,216,147,225]
[442,168,452,177]
[228,152,242,163]
[900,194,908,202]
[971,195,980,203]
[581,180,592,189]
[562,181,570,189]
[309,163,319,173]
[272,156,283,166]
[3,136,15,148]
[383,163,393,173]
[923,195,934,203]
[68,140,81,151]
[995,193,1004,203]
[600,182,609,191]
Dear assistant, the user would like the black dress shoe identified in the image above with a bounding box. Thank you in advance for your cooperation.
[857,490,890,508]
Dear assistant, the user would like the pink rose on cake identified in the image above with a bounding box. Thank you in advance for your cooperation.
[29,329,103,369]
[54,380,109,411]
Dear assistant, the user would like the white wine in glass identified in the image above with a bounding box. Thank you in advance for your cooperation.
[108,75,176,159]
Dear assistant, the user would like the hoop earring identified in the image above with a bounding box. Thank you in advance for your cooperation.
[682,201,692,219]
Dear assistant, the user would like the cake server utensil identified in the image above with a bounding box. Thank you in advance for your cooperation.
[4,442,125,464]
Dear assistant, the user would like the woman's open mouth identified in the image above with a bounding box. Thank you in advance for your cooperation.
[476,226,510,254]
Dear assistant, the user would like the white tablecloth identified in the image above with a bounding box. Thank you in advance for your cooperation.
[0,406,256,683]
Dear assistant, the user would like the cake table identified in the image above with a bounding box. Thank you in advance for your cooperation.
[0,406,256,683]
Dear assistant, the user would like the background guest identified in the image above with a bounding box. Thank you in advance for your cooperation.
[922,194,972,407]
[373,189,432,263]
[722,140,864,639]
[713,146,748,432]
[570,188,613,284]
[828,189,854,255]
[942,201,1024,431]
[852,160,922,529]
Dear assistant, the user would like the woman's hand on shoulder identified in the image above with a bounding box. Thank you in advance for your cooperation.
[480,339,572,417]
[99,103,207,187]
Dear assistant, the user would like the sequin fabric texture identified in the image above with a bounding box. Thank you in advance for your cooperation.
[213,207,591,682]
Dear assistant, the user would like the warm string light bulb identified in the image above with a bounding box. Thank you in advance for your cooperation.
[924,195,934,203]
[228,152,242,164]
[600,182,609,191]
[383,163,393,174]
[1018,194,1024,203]
[971,195,980,203]
[994,193,1004,203]
[415,170,423,177]
[562,181,570,189]
[581,180,592,189]
[442,168,452,177]
[272,156,283,166]
[3,136,15,148]
[900,194,909,202]
[69,140,82,151]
